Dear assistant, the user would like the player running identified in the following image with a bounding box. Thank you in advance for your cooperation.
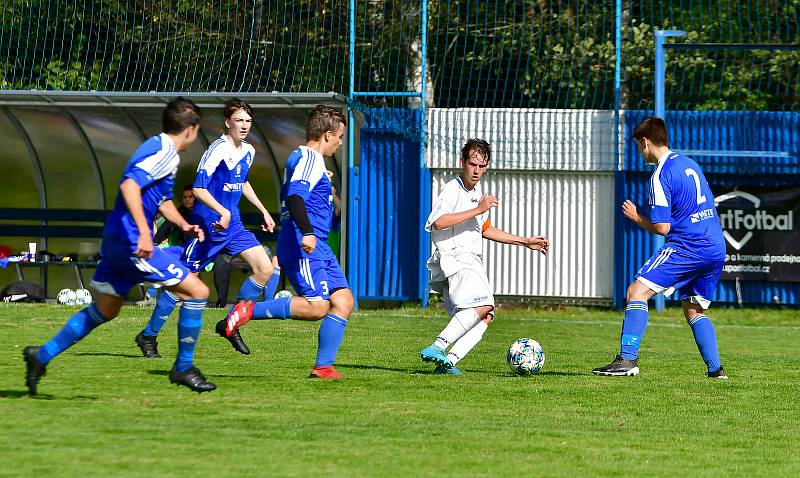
[218,105,354,379]
[592,116,728,379]
[23,98,216,394]
[134,98,279,358]
[419,138,550,375]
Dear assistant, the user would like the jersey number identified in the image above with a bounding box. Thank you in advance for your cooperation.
[167,264,184,280]
[320,280,329,296]
[685,169,707,205]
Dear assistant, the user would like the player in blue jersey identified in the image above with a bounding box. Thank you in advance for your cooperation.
[23,98,217,395]
[134,98,278,358]
[593,117,728,379]
[218,105,353,379]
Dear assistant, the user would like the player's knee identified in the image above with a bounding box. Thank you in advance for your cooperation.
[187,279,209,300]
[626,283,646,302]
[475,305,494,321]
[310,300,331,319]
[330,289,354,318]
[251,262,274,284]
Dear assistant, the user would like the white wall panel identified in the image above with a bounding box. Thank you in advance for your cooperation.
[427,108,619,171]
[431,171,615,300]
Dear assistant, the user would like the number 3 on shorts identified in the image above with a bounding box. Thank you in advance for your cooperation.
[167,263,184,280]
[320,280,329,295]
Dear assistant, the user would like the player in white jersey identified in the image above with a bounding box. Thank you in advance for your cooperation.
[419,139,550,375]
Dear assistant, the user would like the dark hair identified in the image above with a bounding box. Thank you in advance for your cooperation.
[461,138,491,163]
[163,97,202,134]
[632,116,669,147]
[307,105,346,141]
[182,184,193,192]
[224,98,253,119]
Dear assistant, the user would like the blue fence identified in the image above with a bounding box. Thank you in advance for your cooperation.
[351,109,423,301]
[615,110,800,307]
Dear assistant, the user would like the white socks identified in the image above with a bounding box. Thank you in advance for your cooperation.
[434,308,481,349]
[447,321,488,365]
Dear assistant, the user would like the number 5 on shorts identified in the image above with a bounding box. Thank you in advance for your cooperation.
[167,263,184,280]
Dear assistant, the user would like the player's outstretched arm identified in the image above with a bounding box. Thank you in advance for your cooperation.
[192,187,231,232]
[482,227,549,255]
[621,199,670,236]
[159,200,204,243]
[120,178,154,258]
[432,194,498,230]
[242,181,275,233]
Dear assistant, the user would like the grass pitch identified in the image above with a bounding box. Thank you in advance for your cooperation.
[1,303,799,477]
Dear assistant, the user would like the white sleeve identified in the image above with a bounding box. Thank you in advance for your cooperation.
[425,183,456,232]
[194,140,226,188]
[134,138,178,181]
[289,149,326,191]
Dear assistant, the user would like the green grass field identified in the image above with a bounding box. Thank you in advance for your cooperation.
[1,303,799,477]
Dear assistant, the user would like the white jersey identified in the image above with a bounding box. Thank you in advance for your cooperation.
[425,177,489,258]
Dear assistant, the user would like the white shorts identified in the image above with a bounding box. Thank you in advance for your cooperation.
[429,251,495,316]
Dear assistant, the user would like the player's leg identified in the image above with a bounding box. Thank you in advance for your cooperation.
[442,305,494,374]
[309,261,352,379]
[681,259,726,378]
[231,232,275,302]
[23,255,131,395]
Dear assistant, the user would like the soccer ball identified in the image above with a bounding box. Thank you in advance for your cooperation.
[274,290,293,299]
[74,288,93,305]
[57,288,78,305]
[507,338,545,375]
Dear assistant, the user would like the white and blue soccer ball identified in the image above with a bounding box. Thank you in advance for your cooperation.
[274,290,293,299]
[74,288,93,305]
[57,288,78,306]
[507,338,545,375]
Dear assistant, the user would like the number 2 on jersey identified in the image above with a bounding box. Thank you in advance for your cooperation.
[685,168,707,205]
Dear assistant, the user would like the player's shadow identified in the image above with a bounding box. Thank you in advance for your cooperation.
[147,370,169,376]
[146,370,262,379]
[506,371,585,377]
[76,352,142,359]
[335,363,410,373]
[0,390,97,400]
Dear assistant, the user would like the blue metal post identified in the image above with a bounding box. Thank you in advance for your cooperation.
[653,29,685,311]
[612,0,622,308]
[418,0,430,307]
[347,0,359,309]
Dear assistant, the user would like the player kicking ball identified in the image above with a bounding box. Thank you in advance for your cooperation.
[24,98,217,395]
[593,116,728,379]
[133,98,278,358]
[220,105,354,379]
[419,139,549,375]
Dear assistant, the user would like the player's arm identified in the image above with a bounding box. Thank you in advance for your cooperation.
[286,194,316,253]
[192,187,231,232]
[431,194,498,230]
[158,200,204,242]
[242,181,275,233]
[482,225,549,255]
[622,200,670,235]
[119,178,154,258]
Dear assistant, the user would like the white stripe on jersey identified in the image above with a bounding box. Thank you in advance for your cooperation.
[290,146,326,191]
[197,137,227,174]
[649,152,673,207]
[135,134,178,181]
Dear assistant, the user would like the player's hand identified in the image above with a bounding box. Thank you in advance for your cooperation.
[621,200,639,222]
[261,212,276,233]
[477,194,498,213]
[212,211,231,232]
[135,234,154,258]
[301,234,317,254]
[181,223,205,242]
[525,236,549,255]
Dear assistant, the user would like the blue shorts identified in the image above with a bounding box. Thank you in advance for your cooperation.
[181,227,261,273]
[636,245,724,309]
[280,256,349,301]
[91,244,190,298]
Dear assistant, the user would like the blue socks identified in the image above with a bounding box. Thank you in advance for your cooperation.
[38,304,109,364]
[253,295,292,320]
[620,301,649,360]
[175,299,206,372]
[263,269,281,299]
[315,314,348,366]
[237,276,265,301]
[688,314,721,372]
[143,290,180,337]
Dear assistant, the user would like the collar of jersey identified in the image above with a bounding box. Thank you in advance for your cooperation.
[657,149,674,165]
[456,176,475,192]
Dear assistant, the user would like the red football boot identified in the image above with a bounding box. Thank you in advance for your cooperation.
[226,300,254,336]
[308,365,343,379]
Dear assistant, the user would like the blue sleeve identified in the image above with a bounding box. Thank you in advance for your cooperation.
[124,166,155,189]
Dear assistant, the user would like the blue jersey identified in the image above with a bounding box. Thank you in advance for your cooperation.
[189,135,255,236]
[649,151,725,259]
[277,146,333,260]
[104,133,179,250]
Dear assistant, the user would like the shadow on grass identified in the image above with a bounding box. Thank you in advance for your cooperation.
[336,363,410,373]
[147,370,169,376]
[0,390,97,400]
[75,352,142,359]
